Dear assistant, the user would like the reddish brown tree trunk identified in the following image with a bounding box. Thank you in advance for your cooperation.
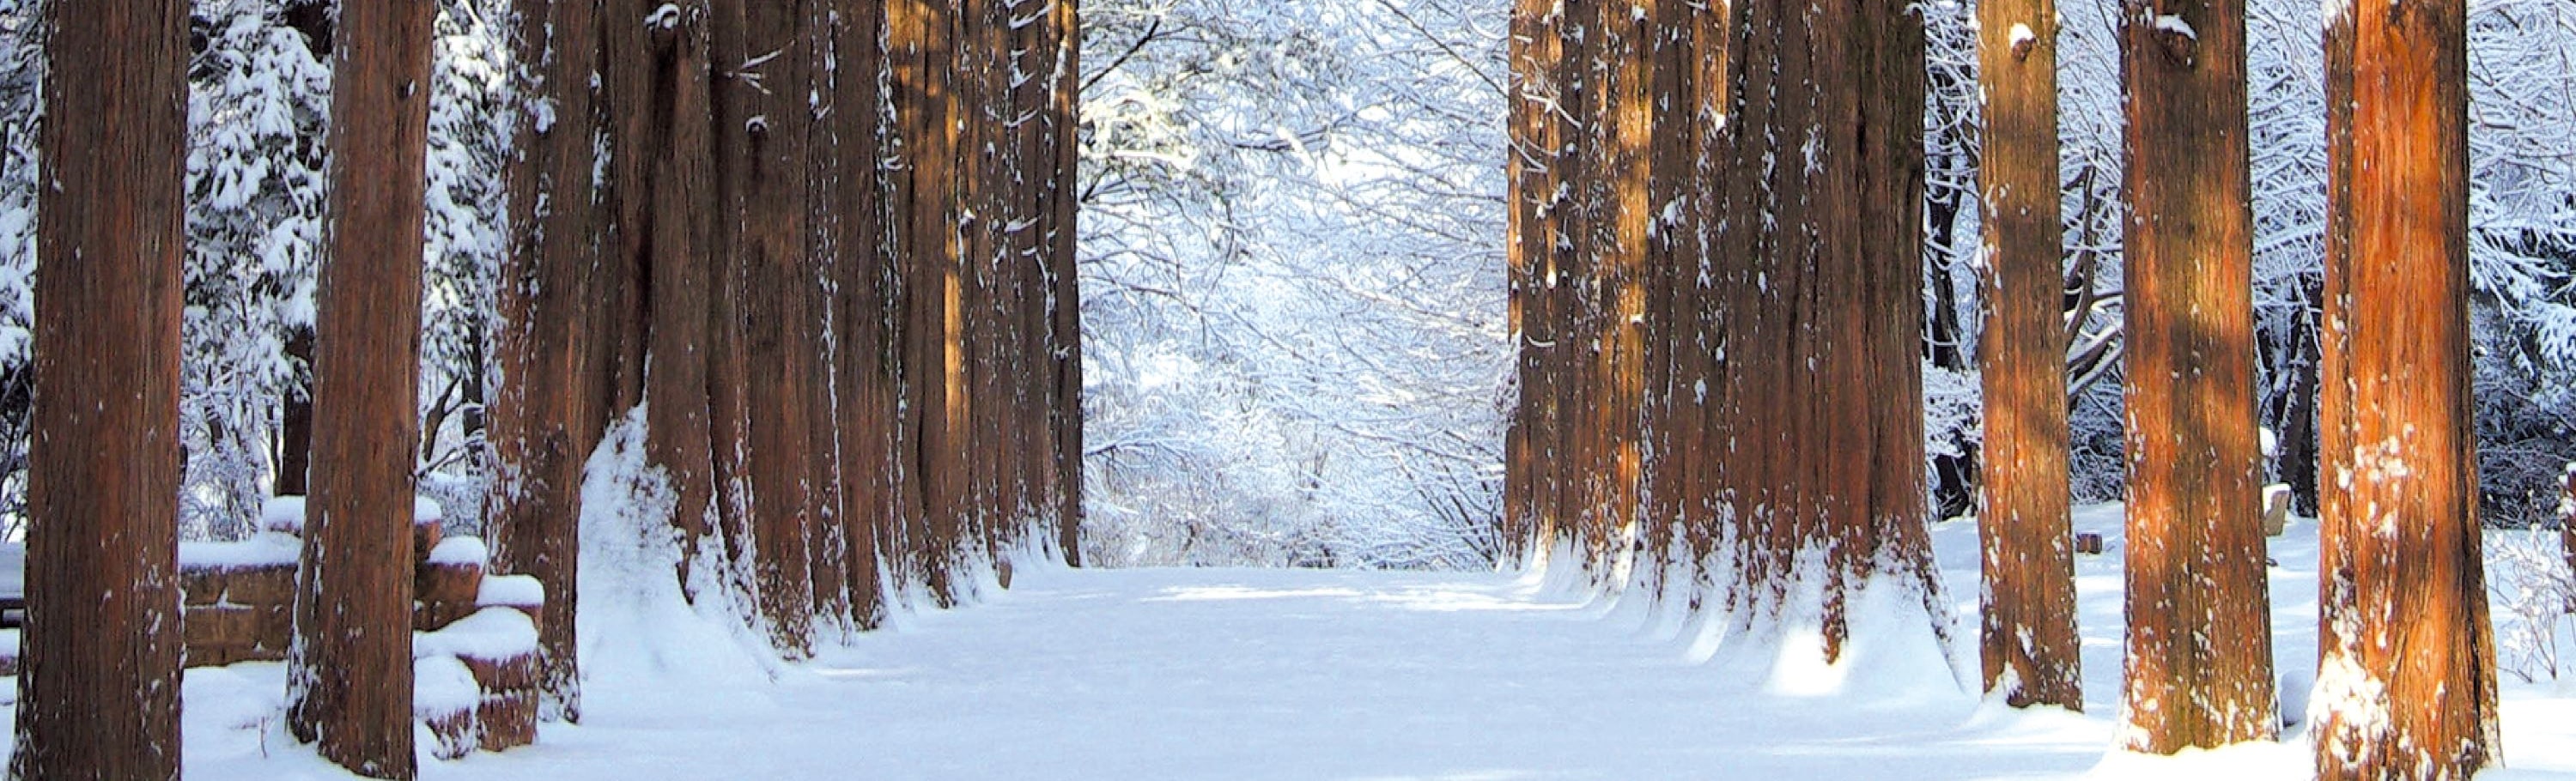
[10,1,189,777]
[2564,469,2574,590]
[1047,0,1086,566]
[279,327,317,496]
[2313,2,2498,775]
[713,0,818,655]
[1687,0,1944,657]
[1566,0,1649,585]
[1975,0,2083,710]
[889,0,964,605]
[492,0,605,723]
[1504,0,1547,565]
[605,0,722,590]
[2117,0,2278,753]
[801,0,854,635]
[824,0,895,624]
[289,0,437,775]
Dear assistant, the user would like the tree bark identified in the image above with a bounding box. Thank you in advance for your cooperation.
[824,0,894,625]
[2117,0,2279,752]
[1975,0,2083,711]
[1045,0,1086,566]
[713,0,818,655]
[278,327,316,497]
[1692,0,1945,659]
[2313,1,2498,775]
[289,0,437,774]
[888,0,963,605]
[492,0,605,724]
[604,0,722,593]
[11,0,190,777]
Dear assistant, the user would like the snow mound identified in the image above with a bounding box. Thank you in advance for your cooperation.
[414,496,446,527]
[479,573,544,608]
[576,406,781,697]
[259,496,306,536]
[413,654,480,717]
[177,532,302,570]
[417,608,539,663]
[427,536,488,567]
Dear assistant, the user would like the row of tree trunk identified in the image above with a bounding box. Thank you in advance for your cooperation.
[1507,0,2502,777]
[1504,0,1947,663]
[15,0,1081,778]
[488,0,1084,729]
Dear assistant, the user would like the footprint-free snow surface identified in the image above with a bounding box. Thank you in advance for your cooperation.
[28,506,2576,779]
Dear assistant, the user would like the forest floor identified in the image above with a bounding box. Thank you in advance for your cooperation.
[16,505,2576,779]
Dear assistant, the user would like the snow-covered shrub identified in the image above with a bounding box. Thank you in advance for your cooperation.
[1920,360,1980,519]
[1078,0,1505,570]
[416,0,513,537]
[0,0,39,541]
[2488,524,2575,683]
[180,0,331,538]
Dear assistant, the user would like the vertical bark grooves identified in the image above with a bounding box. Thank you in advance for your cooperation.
[290,0,438,774]
[888,0,963,605]
[829,0,896,627]
[2117,0,2279,753]
[1976,0,2084,710]
[714,0,819,656]
[279,328,318,496]
[1048,0,1088,567]
[1506,0,1945,658]
[2313,1,2498,775]
[494,0,605,724]
[13,0,190,778]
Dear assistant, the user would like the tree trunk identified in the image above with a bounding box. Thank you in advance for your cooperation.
[289,0,436,774]
[1504,0,1551,566]
[492,0,605,724]
[1045,0,1085,566]
[605,0,722,592]
[11,0,189,777]
[2312,2,2498,775]
[2117,0,2278,752]
[713,0,818,655]
[824,0,894,626]
[278,327,316,496]
[888,0,963,605]
[1975,0,2083,711]
[1692,0,1945,659]
[1509,0,1572,566]
[1566,0,1649,585]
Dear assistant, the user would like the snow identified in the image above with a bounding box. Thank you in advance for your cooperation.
[416,608,540,663]
[177,532,303,570]
[478,574,544,608]
[261,496,306,536]
[0,503,2569,778]
[2153,13,2197,41]
[427,536,488,567]
[413,655,480,717]
[2009,22,2038,50]
[256,495,441,535]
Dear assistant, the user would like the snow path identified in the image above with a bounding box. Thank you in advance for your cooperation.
[435,566,2111,780]
[30,506,2576,779]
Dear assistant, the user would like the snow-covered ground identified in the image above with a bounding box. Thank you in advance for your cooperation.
[5,504,2573,779]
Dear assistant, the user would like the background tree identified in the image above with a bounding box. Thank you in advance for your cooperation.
[2312,0,2500,774]
[9,0,190,777]
[491,0,607,723]
[713,0,819,655]
[287,0,437,774]
[2116,0,2279,753]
